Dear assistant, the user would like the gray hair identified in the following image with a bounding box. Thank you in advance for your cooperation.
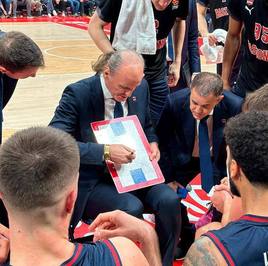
[191,72,223,97]
[92,50,144,74]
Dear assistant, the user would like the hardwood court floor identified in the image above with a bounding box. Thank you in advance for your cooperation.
[0,17,102,140]
[0,17,215,141]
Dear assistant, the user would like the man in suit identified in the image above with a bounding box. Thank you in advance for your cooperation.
[184,111,268,265]
[50,50,181,266]
[0,31,44,231]
[157,72,243,257]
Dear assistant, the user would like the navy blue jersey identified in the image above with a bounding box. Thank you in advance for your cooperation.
[204,214,268,266]
[62,240,122,266]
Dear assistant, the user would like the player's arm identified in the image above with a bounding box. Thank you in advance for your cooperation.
[183,236,227,266]
[222,16,243,90]
[196,2,209,37]
[168,19,186,87]
[109,237,149,266]
[88,12,114,53]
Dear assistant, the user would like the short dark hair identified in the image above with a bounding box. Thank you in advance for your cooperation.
[224,111,268,186]
[191,72,223,97]
[243,84,268,112]
[0,31,44,72]
[0,127,80,211]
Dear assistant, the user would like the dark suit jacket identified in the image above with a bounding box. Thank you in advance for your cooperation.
[49,75,157,233]
[157,88,243,184]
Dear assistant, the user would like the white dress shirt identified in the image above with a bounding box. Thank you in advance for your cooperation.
[100,74,128,120]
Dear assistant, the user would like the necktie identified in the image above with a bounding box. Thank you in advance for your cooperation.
[113,100,124,118]
[199,116,214,193]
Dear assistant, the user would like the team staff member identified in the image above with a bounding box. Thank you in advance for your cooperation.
[0,30,44,228]
[88,0,188,126]
[50,50,181,266]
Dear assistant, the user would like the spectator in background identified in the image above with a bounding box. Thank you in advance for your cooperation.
[12,0,42,17]
[168,0,201,90]
[0,0,11,17]
[41,0,57,16]
[197,0,242,86]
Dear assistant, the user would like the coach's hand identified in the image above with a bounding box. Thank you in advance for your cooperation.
[109,144,136,164]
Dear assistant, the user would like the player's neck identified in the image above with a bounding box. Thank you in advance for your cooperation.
[241,185,268,217]
[9,217,75,266]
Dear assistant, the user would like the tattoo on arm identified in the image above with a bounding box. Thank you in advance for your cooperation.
[183,237,226,266]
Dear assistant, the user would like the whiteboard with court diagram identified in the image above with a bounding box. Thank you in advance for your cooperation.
[91,115,165,193]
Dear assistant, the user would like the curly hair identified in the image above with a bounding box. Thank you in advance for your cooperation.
[224,111,268,186]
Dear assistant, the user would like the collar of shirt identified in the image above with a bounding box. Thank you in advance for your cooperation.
[100,74,128,119]
[196,109,214,135]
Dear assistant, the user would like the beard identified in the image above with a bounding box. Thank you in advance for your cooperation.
[229,177,241,197]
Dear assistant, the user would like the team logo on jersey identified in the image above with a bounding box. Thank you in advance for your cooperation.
[246,0,254,6]
[172,0,179,10]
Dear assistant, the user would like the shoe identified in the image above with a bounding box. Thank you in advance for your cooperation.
[62,11,65,17]
[27,15,33,19]
[52,10,57,16]
[48,13,52,17]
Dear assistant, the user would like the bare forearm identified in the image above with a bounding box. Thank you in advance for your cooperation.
[198,14,209,37]
[172,20,185,64]
[139,225,161,266]
[222,33,241,89]
[88,13,114,53]
[88,27,114,53]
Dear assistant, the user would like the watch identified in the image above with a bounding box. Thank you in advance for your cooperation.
[104,144,111,161]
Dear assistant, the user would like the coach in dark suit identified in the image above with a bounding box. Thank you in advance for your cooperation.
[0,31,44,228]
[158,72,243,187]
[157,72,242,257]
[50,50,181,266]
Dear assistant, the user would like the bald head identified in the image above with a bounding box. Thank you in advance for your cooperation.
[98,50,145,102]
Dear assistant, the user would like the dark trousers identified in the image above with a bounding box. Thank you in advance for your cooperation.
[83,180,181,266]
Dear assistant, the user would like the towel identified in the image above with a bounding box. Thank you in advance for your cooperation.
[112,0,156,55]
[200,29,227,64]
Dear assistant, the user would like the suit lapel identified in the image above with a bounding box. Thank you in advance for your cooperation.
[91,76,105,121]
[182,96,195,151]
[127,95,138,116]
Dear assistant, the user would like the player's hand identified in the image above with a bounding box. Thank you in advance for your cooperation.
[109,144,135,164]
[89,210,150,243]
[168,62,180,87]
[211,190,232,213]
[207,33,218,46]
[0,224,9,264]
[149,142,160,161]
